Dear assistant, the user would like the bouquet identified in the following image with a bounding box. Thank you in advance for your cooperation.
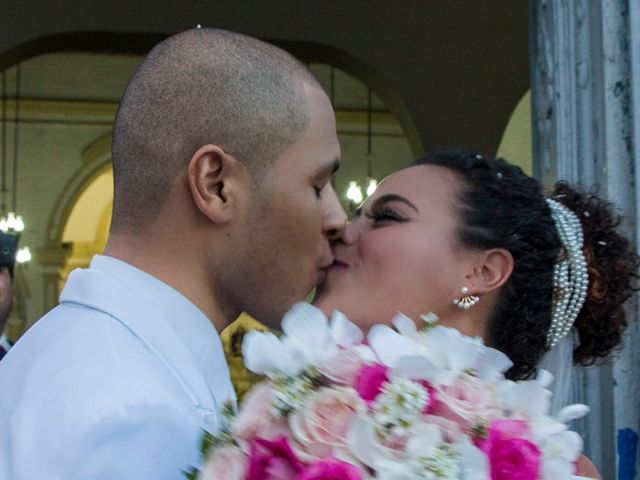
[190,303,590,479]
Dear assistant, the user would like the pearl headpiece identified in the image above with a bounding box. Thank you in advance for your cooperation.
[545,198,589,348]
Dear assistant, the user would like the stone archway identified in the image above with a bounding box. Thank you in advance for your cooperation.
[36,133,113,313]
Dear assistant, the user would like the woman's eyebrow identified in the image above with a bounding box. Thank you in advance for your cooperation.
[370,194,419,212]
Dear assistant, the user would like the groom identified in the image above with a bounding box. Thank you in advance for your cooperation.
[0,29,346,479]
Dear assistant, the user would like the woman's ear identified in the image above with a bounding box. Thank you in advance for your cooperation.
[469,248,514,294]
[187,144,250,224]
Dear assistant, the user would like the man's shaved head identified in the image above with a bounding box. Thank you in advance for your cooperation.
[111,28,320,231]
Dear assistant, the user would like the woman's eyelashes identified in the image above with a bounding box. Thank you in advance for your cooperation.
[364,205,407,225]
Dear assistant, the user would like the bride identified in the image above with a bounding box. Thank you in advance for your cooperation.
[311,149,639,478]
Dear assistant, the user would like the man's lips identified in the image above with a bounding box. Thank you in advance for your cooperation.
[330,259,349,270]
[316,258,347,287]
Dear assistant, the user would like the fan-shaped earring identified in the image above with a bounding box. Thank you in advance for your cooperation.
[453,286,479,310]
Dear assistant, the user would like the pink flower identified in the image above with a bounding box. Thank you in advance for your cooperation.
[296,458,364,480]
[418,380,438,413]
[319,348,364,385]
[289,387,364,459]
[431,373,499,429]
[246,436,304,480]
[354,364,389,404]
[420,414,464,443]
[200,445,246,480]
[233,382,291,444]
[478,419,542,480]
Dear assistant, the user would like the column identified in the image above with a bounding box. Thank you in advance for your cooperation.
[530,0,638,478]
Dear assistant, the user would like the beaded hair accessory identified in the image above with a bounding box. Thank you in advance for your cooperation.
[545,198,589,348]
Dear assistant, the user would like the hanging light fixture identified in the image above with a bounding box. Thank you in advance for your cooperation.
[0,64,29,263]
[346,181,363,205]
[1,69,7,218]
[365,87,378,196]
[344,85,378,209]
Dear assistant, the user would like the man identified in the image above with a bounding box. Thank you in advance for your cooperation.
[0,232,16,361]
[0,267,11,361]
[0,29,346,479]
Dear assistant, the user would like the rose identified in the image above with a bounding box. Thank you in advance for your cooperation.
[200,445,246,480]
[290,386,365,459]
[431,372,499,429]
[296,458,364,480]
[477,419,542,480]
[246,436,304,480]
[420,414,464,443]
[319,348,364,386]
[488,439,541,480]
[354,363,389,404]
[232,382,291,444]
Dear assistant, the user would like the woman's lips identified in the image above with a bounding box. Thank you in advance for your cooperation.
[317,260,349,289]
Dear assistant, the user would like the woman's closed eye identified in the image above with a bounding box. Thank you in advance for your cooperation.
[364,205,407,226]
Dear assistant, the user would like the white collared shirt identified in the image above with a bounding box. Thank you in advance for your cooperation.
[0,254,236,480]
[89,255,236,409]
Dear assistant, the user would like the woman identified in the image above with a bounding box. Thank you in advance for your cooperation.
[313,149,639,478]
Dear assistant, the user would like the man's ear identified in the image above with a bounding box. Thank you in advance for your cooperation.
[468,248,514,294]
[187,144,250,224]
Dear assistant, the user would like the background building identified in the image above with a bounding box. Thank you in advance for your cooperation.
[0,2,637,477]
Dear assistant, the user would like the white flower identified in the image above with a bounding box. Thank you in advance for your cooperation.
[408,424,466,479]
[420,326,486,378]
[347,414,398,469]
[415,444,462,479]
[367,323,428,367]
[373,378,429,436]
[375,461,421,480]
[556,404,590,424]
[270,373,316,416]
[242,303,365,377]
[420,312,440,327]
[242,330,305,377]
[369,321,495,387]
[498,378,552,420]
[455,436,489,480]
[540,430,583,479]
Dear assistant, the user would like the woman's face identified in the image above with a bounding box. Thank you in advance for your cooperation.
[313,165,480,332]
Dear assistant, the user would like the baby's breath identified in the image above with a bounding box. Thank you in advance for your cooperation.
[416,444,462,479]
[373,378,429,436]
[469,419,489,440]
[271,370,318,417]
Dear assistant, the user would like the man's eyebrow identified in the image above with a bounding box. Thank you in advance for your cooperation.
[313,159,341,179]
[370,194,419,212]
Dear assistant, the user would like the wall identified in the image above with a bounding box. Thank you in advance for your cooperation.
[0,0,530,155]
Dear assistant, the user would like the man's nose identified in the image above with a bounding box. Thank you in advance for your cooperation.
[322,184,347,242]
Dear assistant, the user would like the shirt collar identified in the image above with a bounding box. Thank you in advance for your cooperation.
[88,255,236,408]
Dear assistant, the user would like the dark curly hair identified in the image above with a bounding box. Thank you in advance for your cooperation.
[412,149,639,380]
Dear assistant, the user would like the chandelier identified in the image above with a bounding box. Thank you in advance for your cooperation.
[1,64,30,263]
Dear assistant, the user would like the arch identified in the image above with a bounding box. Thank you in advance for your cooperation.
[1,32,423,157]
[44,133,112,246]
[496,90,532,175]
[275,40,424,155]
